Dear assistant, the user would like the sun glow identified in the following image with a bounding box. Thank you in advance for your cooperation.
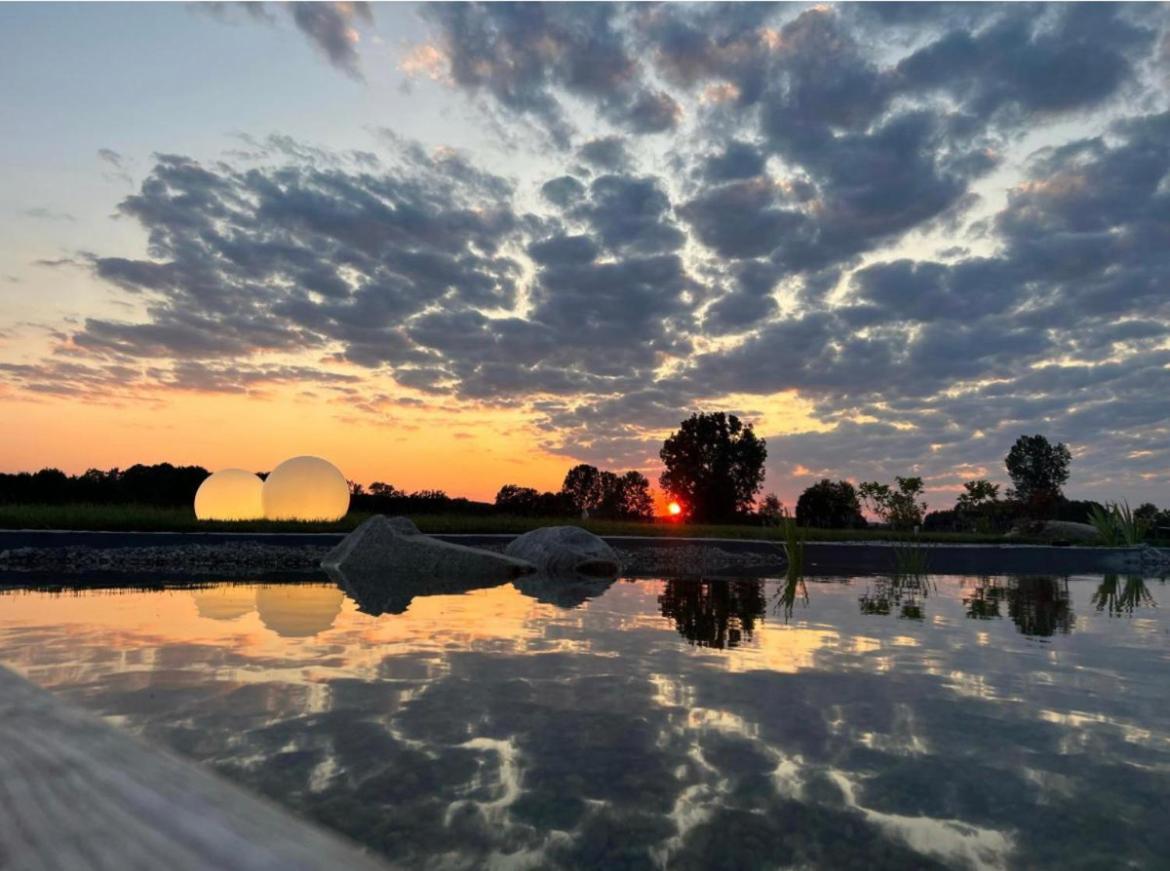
[668,501,683,517]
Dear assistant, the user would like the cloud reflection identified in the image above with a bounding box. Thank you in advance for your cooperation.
[0,576,1166,869]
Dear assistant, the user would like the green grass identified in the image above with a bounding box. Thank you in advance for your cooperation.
[0,502,1064,543]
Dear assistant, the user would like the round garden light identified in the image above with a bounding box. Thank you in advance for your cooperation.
[193,469,264,521]
[261,455,350,521]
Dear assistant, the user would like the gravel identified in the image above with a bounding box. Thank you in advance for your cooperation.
[0,540,785,578]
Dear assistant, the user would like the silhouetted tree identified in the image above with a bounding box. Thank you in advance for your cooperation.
[950,479,1012,533]
[560,465,652,520]
[1005,434,1071,519]
[495,484,572,516]
[607,470,653,521]
[858,477,927,530]
[0,463,209,506]
[368,481,403,498]
[795,479,866,529]
[659,412,767,523]
[757,493,784,526]
[561,464,604,515]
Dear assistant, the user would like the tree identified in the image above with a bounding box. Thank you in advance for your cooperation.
[608,471,654,521]
[369,481,403,498]
[757,493,784,526]
[795,479,866,529]
[561,464,604,515]
[858,476,927,530]
[1005,434,1071,519]
[659,412,767,523]
[561,465,653,520]
[494,484,571,516]
[955,479,999,511]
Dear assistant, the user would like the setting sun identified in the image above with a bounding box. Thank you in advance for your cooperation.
[668,501,683,516]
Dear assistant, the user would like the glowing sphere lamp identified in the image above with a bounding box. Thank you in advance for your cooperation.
[262,455,350,521]
[194,469,264,521]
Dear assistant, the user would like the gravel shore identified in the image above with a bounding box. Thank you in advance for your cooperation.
[0,539,785,579]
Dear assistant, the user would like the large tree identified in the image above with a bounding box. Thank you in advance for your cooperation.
[561,464,605,515]
[795,479,866,529]
[1005,434,1071,519]
[659,412,767,523]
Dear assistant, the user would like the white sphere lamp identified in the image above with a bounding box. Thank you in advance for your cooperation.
[262,455,350,521]
[194,469,265,521]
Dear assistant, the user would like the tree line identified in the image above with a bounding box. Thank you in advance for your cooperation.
[2,415,1165,535]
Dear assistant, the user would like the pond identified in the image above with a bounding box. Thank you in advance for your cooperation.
[1,574,1167,870]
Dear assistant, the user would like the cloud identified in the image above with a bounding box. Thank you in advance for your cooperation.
[577,136,632,173]
[7,2,1170,504]
[289,1,372,79]
[21,208,76,223]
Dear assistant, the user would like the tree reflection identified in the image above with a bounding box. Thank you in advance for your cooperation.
[962,576,1074,637]
[858,574,933,621]
[658,579,766,649]
[962,576,1005,620]
[1092,575,1157,617]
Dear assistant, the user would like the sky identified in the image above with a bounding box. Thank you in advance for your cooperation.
[1,1,1169,509]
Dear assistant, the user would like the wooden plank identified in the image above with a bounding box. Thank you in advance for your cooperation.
[0,666,394,871]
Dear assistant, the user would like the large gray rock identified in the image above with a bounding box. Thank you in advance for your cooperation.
[1006,520,1101,543]
[504,526,621,578]
[323,515,535,594]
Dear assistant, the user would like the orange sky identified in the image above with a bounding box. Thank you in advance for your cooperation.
[0,383,828,505]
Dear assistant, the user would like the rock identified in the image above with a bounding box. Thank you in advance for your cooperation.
[1006,520,1101,543]
[503,526,621,578]
[322,515,536,583]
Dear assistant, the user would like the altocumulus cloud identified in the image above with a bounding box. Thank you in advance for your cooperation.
[6,2,1170,503]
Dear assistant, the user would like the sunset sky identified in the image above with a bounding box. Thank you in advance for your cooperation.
[2,2,1169,507]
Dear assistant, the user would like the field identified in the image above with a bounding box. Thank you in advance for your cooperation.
[0,502,1047,544]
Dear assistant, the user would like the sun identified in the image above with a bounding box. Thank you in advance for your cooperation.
[667,501,682,517]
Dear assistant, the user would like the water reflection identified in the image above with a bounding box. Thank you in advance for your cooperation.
[858,574,934,620]
[1,576,1168,870]
[1092,575,1157,617]
[961,576,1074,637]
[657,579,766,648]
[191,583,344,638]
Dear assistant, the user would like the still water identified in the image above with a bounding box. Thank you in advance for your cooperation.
[1,574,1167,870]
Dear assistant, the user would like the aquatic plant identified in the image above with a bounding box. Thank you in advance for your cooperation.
[780,507,805,579]
[1088,501,1150,546]
[892,540,929,575]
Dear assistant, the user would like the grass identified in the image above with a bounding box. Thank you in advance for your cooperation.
[0,502,1062,543]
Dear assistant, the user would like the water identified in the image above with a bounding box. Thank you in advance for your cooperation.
[1,574,1167,870]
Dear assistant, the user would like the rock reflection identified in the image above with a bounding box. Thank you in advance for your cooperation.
[658,579,766,649]
[326,566,512,616]
[512,573,618,608]
[1091,575,1157,617]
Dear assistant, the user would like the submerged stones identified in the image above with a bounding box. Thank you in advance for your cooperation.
[504,526,621,579]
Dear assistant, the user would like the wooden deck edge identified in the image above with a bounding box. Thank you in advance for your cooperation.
[0,666,395,871]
